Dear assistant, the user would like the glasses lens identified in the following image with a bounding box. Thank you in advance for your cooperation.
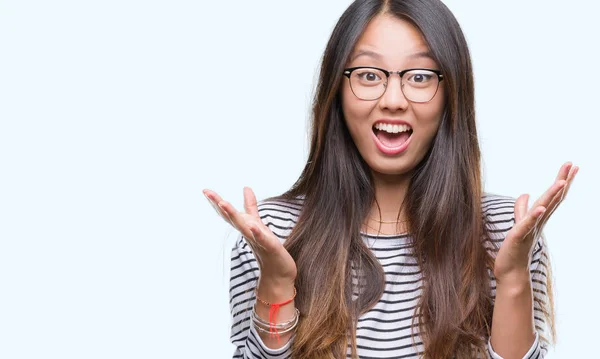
[401,69,440,103]
[349,68,386,100]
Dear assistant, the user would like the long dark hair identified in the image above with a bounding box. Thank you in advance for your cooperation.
[268,0,553,357]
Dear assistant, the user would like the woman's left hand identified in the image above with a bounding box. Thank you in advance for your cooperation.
[493,162,579,284]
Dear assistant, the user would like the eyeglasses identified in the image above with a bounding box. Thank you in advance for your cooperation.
[343,66,444,103]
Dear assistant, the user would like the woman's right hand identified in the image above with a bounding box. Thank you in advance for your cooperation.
[203,187,297,285]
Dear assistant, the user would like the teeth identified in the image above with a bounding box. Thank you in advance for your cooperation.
[374,123,411,134]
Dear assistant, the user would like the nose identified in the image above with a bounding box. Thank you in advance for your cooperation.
[378,73,409,111]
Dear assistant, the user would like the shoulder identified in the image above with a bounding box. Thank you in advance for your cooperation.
[256,195,304,242]
[481,193,517,251]
[481,193,517,232]
[480,193,545,257]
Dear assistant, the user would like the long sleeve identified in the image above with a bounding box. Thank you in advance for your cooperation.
[482,194,552,359]
[487,234,551,358]
[229,234,293,359]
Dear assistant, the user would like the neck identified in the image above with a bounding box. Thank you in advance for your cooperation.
[368,170,412,222]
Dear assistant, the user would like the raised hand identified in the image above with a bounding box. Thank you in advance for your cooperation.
[494,162,579,282]
[203,187,297,284]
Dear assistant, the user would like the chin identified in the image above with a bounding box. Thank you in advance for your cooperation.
[368,160,415,177]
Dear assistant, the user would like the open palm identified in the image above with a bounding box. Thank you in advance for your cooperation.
[494,162,578,281]
[203,187,297,282]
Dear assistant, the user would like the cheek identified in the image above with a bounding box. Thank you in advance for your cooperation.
[417,107,443,130]
[341,84,373,132]
[415,90,445,134]
[413,113,440,147]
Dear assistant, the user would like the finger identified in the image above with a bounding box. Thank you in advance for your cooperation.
[203,189,233,225]
[528,179,565,234]
[219,203,236,226]
[535,162,573,214]
[540,165,579,225]
[531,179,567,211]
[509,205,547,243]
[555,162,572,182]
[514,194,529,223]
[217,200,249,236]
[521,163,570,226]
[548,165,577,213]
[243,187,260,218]
[546,165,578,215]
[218,200,258,239]
[560,165,578,201]
[203,188,222,203]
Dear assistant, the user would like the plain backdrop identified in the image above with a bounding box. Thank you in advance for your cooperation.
[1,0,598,358]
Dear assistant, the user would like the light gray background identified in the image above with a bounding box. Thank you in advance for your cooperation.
[1,0,598,358]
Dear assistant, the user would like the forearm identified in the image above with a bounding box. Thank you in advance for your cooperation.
[254,277,297,349]
[490,270,536,359]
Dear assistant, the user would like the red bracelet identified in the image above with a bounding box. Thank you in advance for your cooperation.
[255,287,297,341]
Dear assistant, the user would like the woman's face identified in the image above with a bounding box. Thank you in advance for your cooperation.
[341,14,446,177]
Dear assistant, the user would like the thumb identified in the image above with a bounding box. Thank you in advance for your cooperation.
[514,194,529,223]
[243,187,260,218]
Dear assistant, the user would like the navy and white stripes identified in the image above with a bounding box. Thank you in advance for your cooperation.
[229,194,549,358]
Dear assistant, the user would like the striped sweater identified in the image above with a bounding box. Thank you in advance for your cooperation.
[229,194,549,358]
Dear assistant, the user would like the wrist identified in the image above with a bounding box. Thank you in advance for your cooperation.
[257,277,296,303]
[495,269,532,296]
[259,250,297,282]
[494,262,530,282]
[259,266,297,285]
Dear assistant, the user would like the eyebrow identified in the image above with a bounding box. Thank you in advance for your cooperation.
[349,49,434,63]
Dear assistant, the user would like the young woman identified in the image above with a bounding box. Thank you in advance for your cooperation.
[204,0,578,358]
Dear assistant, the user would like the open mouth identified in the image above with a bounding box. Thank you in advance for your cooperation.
[372,123,413,149]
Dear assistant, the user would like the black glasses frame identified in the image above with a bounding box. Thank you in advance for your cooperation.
[343,66,444,102]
